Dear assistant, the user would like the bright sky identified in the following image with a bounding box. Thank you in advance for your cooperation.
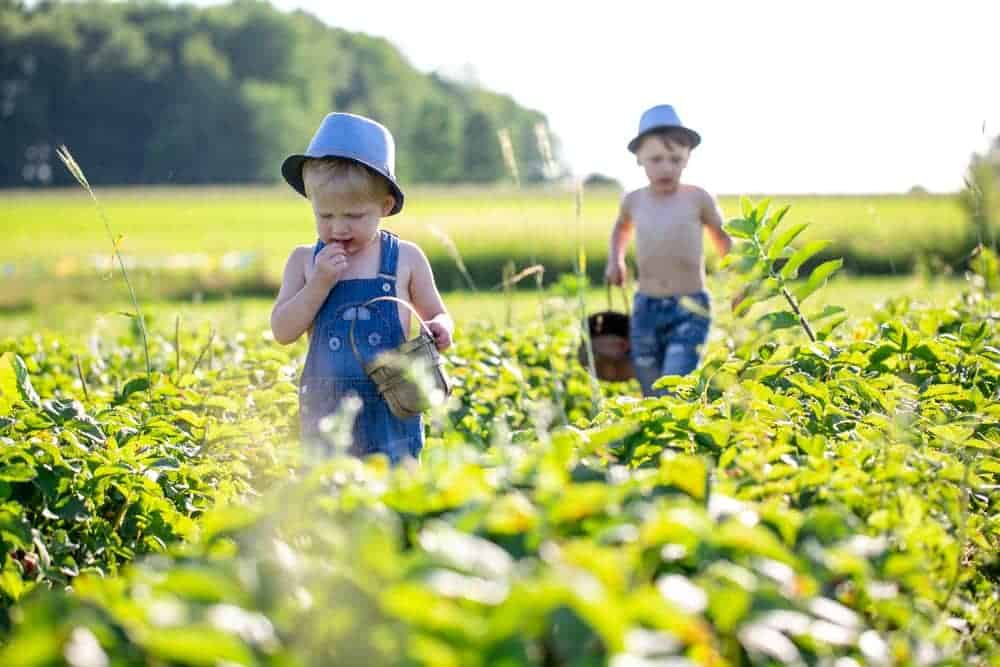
[201,0,999,194]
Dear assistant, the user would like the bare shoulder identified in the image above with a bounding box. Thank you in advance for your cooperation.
[273,244,313,306]
[683,184,716,206]
[278,244,314,287]
[287,244,313,273]
[621,187,646,214]
[624,186,647,204]
[397,239,430,268]
[396,240,433,292]
[399,239,427,266]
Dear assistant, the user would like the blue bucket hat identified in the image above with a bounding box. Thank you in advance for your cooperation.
[627,104,701,154]
[282,112,405,216]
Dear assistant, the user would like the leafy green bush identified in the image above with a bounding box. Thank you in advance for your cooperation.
[0,230,997,665]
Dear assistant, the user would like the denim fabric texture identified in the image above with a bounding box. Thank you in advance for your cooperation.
[629,290,711,396]
[299,230,422,464]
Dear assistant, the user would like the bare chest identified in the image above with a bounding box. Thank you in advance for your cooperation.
[631,192,702,242]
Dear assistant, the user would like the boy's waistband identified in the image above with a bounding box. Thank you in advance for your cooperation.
[635,289,710,302]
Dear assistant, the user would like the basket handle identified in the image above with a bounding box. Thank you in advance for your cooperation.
[605,281,632,316]
[348,296,435,367]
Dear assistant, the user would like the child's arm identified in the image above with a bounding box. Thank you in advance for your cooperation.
[700,189,733,257]
[606,194,634,286]
[403,243,453,352]
[270,244,347,344]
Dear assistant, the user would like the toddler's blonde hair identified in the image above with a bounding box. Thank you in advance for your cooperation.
[302,157,392,204]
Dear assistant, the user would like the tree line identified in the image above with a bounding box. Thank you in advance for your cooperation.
[0,0,559,188]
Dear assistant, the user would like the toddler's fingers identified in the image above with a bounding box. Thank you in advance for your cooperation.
[322,251,348,266]
[431,326,451,350]
[319,248,347,262]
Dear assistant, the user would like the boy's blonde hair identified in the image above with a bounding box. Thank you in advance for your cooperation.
[302,157,392,204]
[637,127,696,152]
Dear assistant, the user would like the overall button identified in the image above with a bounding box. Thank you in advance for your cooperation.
[382,282,391,293]
[328,336,342,351]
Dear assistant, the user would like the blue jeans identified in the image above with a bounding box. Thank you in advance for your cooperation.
[630,291,711,396]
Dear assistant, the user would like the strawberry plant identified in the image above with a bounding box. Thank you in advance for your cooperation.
[0,201,996,664]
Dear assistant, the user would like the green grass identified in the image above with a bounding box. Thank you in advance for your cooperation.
[0,274,967,343]
[2,186,971,300]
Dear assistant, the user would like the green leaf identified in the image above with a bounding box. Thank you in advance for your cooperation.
[787,374,829,402]
[811,305,846,320]
[583,421,640,449]
[815,313,848,340]
[725,218,757,240]
[754,197,771,221]
[740,196,754,219]
[0,355,16,414]
[909,343,941,364]
[757,204,790,244]
[770,204,791,232]
[660,454,709,499]
[0,464,37,483]
[922,385,967,401]
[868,344,899,365]
[766,222,809,260]
[205,396,240,412]
[145,627,257,667]
[54,495,90,522]
[794,258,843,303]
[780,240,831,279]
[757,311,800,332]
[0,502,31,548]
[733,291,760,317]
[928,423,973,442]
[0,353,41,411]
[161,567,249,603]
[0,568,25,601]
[118,377,149,403]
[707,581,752,633]
[720,245,757,270]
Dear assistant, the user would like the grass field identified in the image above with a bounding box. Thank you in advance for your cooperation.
[3,186,996,664]
[0,274,966,342]
[1,185,975,342]
[1,186,972,302]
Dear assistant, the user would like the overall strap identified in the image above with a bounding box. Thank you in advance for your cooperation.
[312,239,324,262]
[378,230,400,279]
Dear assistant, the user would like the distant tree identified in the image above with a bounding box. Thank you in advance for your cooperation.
[410,100,460,183]
[0,1,557,187]
[146,33,253,183]
[584,172,623,190]
[461,110,505,182]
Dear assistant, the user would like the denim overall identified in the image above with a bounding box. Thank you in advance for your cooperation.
[629,291,711,396]
[299,230,423,463]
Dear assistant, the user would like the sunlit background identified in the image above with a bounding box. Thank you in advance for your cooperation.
[190,0,1000,194]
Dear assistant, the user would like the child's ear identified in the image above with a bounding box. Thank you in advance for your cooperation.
[382,195,395,216]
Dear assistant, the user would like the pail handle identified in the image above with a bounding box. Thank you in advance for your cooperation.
[605,281,632,316]
[348,295,435,367]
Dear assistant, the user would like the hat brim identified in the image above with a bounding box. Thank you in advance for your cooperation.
[281,154,405,216]
[627,126,701,153]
